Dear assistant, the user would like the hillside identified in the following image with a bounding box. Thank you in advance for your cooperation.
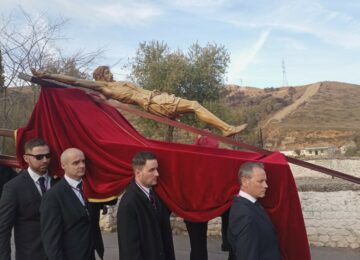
[226,81,360,150]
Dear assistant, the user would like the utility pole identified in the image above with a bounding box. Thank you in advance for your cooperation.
[282,58,288,87]
[259,127,264,148]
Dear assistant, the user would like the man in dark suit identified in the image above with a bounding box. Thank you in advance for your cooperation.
[40,147,104,260]
[117,151,175,260]
[228,162,281,260]
[0,166,17,198]
[0,138,55,260]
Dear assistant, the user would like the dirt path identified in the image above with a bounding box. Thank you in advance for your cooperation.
[263,83,321,127]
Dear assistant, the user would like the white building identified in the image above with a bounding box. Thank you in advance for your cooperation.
[300,146,337,157]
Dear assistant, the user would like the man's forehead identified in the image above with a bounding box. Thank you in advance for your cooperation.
[145,159,158,166]
[253,167,266,177]
[29,145,49,152]
[68,153,85,162]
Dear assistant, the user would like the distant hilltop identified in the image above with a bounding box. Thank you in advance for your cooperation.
[225,81,360,153]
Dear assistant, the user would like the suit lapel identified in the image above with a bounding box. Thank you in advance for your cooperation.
[251,200,275,227]
[131,181,160,222]
[237,196,272,226]
[22,170,42,201]
[50,176,59,187]
[61,178,89,216]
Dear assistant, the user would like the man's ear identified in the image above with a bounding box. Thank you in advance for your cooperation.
[241,177,249,188]
[60,162,66,171]
[23,154,29,164]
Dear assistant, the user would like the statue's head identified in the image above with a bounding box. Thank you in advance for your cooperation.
[93,66,114,82]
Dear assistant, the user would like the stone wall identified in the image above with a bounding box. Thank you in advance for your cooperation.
[300,191,360,248]
[171,191,360,248]
[289,158,360,178]
[291,159,360,248]
[100,159,360,248]
[100,203,118,232]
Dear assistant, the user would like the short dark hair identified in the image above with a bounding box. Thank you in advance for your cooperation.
[24,138,48,153]
[132,151,157,170]
[238,162,264,181]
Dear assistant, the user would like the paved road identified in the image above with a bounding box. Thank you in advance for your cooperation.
[100,232,360,260]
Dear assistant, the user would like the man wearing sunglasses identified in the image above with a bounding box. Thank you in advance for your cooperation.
[0,138,57,260]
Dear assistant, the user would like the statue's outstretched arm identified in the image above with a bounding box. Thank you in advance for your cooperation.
[31,69,105,91]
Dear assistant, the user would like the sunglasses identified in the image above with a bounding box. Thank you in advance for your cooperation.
[26,153,51,160]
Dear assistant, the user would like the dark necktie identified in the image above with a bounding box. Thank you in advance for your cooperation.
[38,177,47,194]
[77,182,90,215]
[77,182,87,204]
[149,189,157,210]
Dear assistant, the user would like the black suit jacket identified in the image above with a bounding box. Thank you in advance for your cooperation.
[40,177,103,260]
[227,196,281,260]
[117,180,175,260]
[0,170,57,260]
[0,166,17,198]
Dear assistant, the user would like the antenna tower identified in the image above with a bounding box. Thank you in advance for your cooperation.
[282,59,288,87]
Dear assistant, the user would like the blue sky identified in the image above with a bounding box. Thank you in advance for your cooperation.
[2,0,360,88]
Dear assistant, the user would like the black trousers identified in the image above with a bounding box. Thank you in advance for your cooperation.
[184,210,230,260]
[184,220,208,260]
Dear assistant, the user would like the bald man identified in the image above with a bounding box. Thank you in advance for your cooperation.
[40,148,103,260]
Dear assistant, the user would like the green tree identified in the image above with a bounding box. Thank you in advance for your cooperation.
[184,42,230,103]
[131,41,187,95]
[131,41,230,103]
[130,41,231,141]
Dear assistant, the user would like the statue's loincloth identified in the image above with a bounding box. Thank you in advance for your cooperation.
[145,91,181,118]
[104,83,181,118]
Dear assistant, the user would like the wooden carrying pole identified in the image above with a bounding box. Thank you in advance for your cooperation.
[0,129,18,167]
[0,129,14,138]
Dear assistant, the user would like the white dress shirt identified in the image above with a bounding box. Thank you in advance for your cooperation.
[28,167,50,196]
[64,175,85,205]
[239,190,257,203]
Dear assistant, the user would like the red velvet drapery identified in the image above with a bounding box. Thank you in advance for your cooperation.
[16,87,310,259]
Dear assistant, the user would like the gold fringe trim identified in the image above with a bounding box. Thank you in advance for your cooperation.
[88,196,118,203]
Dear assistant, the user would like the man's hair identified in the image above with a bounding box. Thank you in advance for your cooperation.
[132,151,157,170]
[238,162,264,181]
[24,138,48,153]
[93,66,110,81]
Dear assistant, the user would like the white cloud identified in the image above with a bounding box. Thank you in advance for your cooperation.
[2,0,360,87]
[222,0,360,49]
[227,29,271,84]
[278,37,307,51]
[3,0,163,28]
[168,0,229,9]
[273,1,360,49]
[81,1,162,27]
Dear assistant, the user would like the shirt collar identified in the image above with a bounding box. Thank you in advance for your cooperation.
[135,181,150,198]
[28,167,48,182]
[239,190,257,203]
[64,175,82,188]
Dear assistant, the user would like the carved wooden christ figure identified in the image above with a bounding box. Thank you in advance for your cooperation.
[32,66,247,136]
